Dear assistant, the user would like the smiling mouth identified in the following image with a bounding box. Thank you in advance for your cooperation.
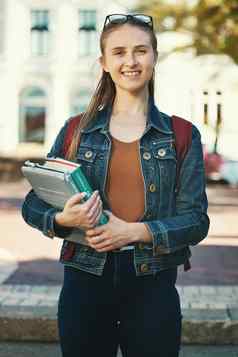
[121,71,141,77]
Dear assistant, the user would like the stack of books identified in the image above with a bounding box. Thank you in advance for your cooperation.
[22,157,108,227]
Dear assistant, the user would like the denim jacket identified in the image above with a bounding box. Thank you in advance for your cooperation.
[22,97,210,276]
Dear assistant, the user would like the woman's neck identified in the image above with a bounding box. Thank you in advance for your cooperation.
[112,89,149,118]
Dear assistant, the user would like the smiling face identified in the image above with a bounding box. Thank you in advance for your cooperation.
[100,24,158,95]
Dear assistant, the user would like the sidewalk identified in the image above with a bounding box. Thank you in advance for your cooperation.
[0,180,238,345]
[0,284,238,344]
[0,342,238,357]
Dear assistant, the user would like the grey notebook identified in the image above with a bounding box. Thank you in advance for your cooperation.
[22,159,79,209]
[22,158,90,244]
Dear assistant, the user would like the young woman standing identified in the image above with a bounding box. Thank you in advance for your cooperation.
[22,14,210,357]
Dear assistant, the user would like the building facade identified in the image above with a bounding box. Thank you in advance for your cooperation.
[0,0,127,157]
[0,0,238,160]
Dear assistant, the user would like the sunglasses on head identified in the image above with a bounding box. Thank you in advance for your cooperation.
[103,14,153,31]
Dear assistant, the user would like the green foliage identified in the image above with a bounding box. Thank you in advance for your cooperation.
[134,0,238,63]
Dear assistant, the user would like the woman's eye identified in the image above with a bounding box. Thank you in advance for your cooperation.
[113,49,146,56]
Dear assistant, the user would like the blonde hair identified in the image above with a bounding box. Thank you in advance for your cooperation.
[66,19,158,160]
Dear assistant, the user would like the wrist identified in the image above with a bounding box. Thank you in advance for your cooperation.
[129,222,152,243]
[53,212,74,237]
[55,212,66,227]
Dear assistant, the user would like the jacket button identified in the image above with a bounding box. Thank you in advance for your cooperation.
[85,150,93,159]
[149,184,156,192]
[158,148,166,157]
[143,152,151,160]
[138,243,144,250]
[140,263,149,273]
[47,230,54,238]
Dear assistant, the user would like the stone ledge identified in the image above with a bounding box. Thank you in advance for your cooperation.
[0,306,58,342]
[182,308,238,344]
[0,306,238,344]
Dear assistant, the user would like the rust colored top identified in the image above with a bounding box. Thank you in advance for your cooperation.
[106,136,145,222]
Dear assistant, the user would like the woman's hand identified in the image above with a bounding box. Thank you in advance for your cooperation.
[85,211,152,252]
[55,190,103,230]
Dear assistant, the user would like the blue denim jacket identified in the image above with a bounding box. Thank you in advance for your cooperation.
[22,97,210,276]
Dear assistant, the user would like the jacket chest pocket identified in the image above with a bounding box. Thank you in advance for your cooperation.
[76,147,104,190]
[151,142,177,190]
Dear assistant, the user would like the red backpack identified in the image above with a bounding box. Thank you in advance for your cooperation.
[62,113,192,271]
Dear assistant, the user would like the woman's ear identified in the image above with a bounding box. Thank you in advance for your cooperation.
[99,55,109,73]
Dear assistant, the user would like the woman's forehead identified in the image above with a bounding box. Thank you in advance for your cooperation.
[104,25,152,50]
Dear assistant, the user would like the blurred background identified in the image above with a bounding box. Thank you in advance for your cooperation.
[0,0,238,354]
[0,0,238,182]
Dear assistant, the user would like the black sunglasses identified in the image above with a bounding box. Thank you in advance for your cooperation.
[103,14,153,31]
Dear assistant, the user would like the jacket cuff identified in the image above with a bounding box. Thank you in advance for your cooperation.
[144,221,170,256]
[43,208,73,239]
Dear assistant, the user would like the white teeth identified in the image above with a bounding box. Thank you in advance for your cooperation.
[122,71,140,77]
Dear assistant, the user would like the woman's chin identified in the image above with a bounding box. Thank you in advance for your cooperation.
[116,82,148,94]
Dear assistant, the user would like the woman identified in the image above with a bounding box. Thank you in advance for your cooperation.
[22,14,210,357]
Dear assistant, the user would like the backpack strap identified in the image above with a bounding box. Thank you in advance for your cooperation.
[171,115,193,272]
[61,113,83,261]
[171,115,193,192]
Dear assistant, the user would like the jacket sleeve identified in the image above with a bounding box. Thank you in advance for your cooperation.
[21,120,73,239]
[144,125,210,256]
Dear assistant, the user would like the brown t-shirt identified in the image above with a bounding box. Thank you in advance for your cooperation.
[106,136,145,222]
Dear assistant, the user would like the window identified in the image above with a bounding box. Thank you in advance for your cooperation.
[203,91,209,125]
[202,90,223,153]
[31,10,49,56]
[71,89,91,116]
[214,91,222,153]
[78,10,97,56]
[19,87,46,143]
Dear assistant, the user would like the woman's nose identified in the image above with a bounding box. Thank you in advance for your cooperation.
[125,53,138,66]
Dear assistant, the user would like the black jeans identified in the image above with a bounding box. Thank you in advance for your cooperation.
[58,250,182,357]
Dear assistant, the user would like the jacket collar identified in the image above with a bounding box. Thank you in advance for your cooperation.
[81,96,172,135]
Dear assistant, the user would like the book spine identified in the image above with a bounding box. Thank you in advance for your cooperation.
[70,167,93,200]
[68,167,108,225]
[64,173,79,196]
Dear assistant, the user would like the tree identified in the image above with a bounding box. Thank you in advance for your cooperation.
[134,0,238,64]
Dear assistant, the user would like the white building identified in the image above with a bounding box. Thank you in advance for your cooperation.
[0,0,127,157]
[156,31,238,160]
[0,0,238,160]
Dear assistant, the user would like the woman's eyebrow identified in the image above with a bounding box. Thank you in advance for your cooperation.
[111,45,150,52]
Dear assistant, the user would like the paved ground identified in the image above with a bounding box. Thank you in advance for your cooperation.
[1,284,238,309]
[0,343,237,357]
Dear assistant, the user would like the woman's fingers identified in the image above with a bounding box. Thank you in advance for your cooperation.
[80,193,102,228]
[67,191,99,213]
[88,235,112,249]
[94,240,114,251]
[88,198,102,219]
[81,191,100,212]
[62,190,103,229]
[85,206,102,230]
[67,192,87,208]
[94,206,102,225]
